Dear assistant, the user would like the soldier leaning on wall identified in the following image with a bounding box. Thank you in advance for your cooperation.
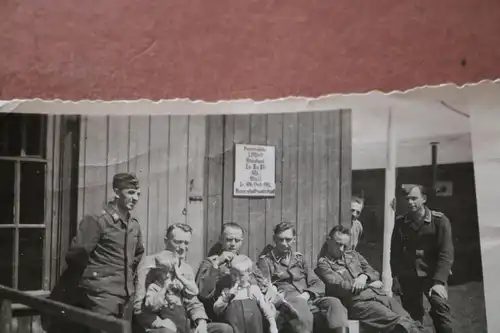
[42,173,145,333]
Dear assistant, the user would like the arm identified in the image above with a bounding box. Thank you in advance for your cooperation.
[176,267,200,296]
[250,285,276,320]
[256,256,273,282]
[65,215,103,269]
[433,217,454,284]
[133,255,155,315]
[251,266,270,293]
[315,258,353,298]
[303,258,325,298]
[212,289,233,316]
[132,226,145,274]
[144,283,166,312]
[356,252,380,282]
[195,258,220,300]
[183,292,210,324]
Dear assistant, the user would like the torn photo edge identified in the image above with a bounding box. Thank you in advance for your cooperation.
[0,79,498,333]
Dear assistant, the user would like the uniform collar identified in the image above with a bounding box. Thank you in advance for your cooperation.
[404,206,431,224]
[270,248,293,265]
[103,201,132,224]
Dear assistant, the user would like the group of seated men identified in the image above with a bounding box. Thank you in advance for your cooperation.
[132,221,424,333]
[43,174,447,333]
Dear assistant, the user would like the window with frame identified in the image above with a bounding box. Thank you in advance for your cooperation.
[0,113,50,291]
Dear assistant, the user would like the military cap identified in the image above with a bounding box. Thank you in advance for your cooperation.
[112,173,140,190]
[400,184,427,196]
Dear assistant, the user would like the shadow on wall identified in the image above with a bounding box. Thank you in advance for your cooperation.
[352,163,483,286]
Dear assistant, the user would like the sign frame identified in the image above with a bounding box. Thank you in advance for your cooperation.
[233,143,276,198]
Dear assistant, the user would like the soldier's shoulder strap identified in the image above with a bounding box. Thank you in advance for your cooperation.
[431,210,445,218]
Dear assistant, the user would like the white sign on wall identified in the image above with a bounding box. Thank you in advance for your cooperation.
[234,144,276,197]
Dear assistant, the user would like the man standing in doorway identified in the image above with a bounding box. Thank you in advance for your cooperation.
[391,184,455,333]
[257,222,349,333]
[134,223,233,333]
[44,173,145,333]
[349,196,364,251]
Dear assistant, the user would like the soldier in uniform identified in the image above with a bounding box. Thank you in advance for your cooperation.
[43,173,145,333]
[195,222,269,322]
[134,223,233,333]
[257,222,349,333]
[390,184,455,333]
[316,225,423,333]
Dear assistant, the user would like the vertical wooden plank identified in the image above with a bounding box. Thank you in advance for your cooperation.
[281,114,298,251]
[168,116,189,226]
[248,115,268,261]
[0,299,12,333]
[17,318,30,333]
[340,110,352,228]
[44,116,55,289]
[205,115,224,255]
[186,116,206,267]
[265,114,283,248]
[327,111,341,231]
[222,116,234,225]
[232,115,251,255]
[77,116,87,223]
[57,116,79,277]
[83,116,108,217]
[106,116,130,197]
[50,116,62,289]
[148,115,170,254]
[128,116,151,250]
[311,112,329,262]
[297,113,314,262]
[31,316,43,333]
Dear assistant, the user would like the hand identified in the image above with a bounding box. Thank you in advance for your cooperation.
[269,321,279,333]
[298,292,310,301]
[352,274,368,294]
[429,284,448,300]
[368,280,383,289]
[195,319,208,333]
[390,198,396,211]
[228,282,240,295]
[392,277,402,296]
[218,251,236,265]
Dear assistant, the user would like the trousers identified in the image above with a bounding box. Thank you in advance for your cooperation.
[279,296,348,333]
[399,276,454,333]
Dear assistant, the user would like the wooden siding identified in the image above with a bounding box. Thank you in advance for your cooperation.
[204,110,352,265]
[77,115,206,267]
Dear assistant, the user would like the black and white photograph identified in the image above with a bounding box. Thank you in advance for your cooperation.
[0,94,488,333]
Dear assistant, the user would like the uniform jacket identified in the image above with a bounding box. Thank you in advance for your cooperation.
[66,202,145,298]
[390,207,454,284]
[134,251,208,326]
[195,253,268,320]
[315,251,384,304]
[256,249,325,299]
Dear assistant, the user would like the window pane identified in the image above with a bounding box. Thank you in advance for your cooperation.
[0,229,14,287]
[18,228,44,290]
[20,162,46,224]
[0,113,22,156]
[0,160,15,224]
[25,114,46,157]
